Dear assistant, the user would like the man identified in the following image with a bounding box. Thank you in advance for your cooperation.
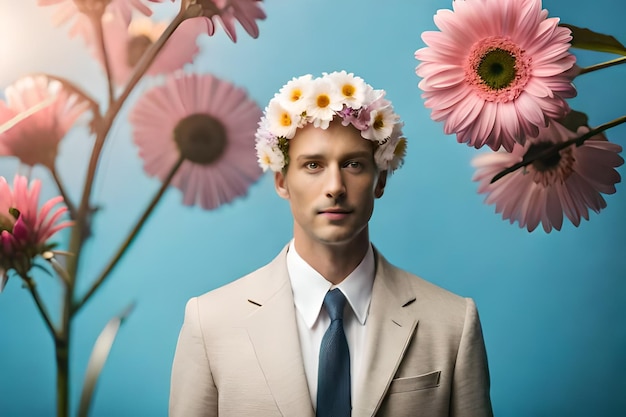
[169,71,493,416]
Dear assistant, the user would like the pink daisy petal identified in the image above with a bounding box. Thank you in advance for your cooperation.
[200,0,265,42]
[37,0,166,45]
[0,175,72,276]
[95,14,203,87]
[472,121,623,232]
[415,0,576,150]
[130,73,263,210]
[0,76,88,169]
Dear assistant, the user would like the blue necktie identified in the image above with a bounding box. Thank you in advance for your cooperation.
[317,288,351,417]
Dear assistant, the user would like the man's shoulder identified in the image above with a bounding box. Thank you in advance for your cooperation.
[192,244,289,311]
[375,249,469,310]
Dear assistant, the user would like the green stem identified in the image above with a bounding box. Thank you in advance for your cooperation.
[74,157,184,312]
[578,56,626,75]
[491,115,626,183]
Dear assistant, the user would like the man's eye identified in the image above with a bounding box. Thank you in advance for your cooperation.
[305,162,319,170]
[345,161,362,169]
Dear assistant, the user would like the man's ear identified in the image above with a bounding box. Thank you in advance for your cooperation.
[274,171,290,199]
[374,170,387,199]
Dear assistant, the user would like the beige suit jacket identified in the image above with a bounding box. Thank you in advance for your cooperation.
[169,245,493,416]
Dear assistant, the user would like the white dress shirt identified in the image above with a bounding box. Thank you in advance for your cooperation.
[286,240,375,410]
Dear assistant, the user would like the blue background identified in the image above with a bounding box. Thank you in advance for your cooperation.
[1,0,625,416]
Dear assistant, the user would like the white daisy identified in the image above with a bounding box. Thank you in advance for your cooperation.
[325,70,367,109]
[255,141,284,172]
[265,100,300,139]
[276,74,313,115]
[305,77,343,129]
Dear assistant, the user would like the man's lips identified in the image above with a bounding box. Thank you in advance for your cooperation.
[318,208,352,219]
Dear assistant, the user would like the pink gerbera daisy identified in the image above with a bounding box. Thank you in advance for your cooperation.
[37,0,166,45]
[129,72,263,210]
[0,75,89,170]
[472,121,623,232]
[195,0,266,42]
[415,0,577,151]
[0,175,73,290]
[96,14,204,87]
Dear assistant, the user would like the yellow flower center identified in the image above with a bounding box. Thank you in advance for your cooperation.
[290,89,303,102]
[280,112,292,127]
[316,94,330,108]
[342,84,355,98]
[373,114,385,130]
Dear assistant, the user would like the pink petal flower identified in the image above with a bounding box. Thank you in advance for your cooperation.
[0,76,89,169]
[95,14,204,87]
[37,0,167,45]
[198,0,266,42]
[472,121,623,232]
[415,0,577,151]
[0,175,73,278]
[129,73,263,210]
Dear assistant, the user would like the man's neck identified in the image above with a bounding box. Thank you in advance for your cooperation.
[292,233,370,285]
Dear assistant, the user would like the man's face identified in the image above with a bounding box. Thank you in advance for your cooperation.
[274,120,386,252]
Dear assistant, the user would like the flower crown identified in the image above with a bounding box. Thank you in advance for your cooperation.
[255,71,407,173]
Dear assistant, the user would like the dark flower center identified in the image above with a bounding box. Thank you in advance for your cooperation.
[127,35,152,68]
[478,48,517,90]
[526,141,575,186]
[174,114,228,165]
[527,142,563,172]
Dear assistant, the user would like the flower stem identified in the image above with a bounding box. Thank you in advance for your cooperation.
[491,115,626,183]
[55,336,69,417]
[66,8,189,283]
[51,165,77,221]
[23,273,69,417]
[90,13,115,106]
[23,275,58,338]
[579,56,626,75]
[74,157,184,312]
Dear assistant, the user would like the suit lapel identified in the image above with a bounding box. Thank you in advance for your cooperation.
[353,251,419,417]
[245,248,315,417]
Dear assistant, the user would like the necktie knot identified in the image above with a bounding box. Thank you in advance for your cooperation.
[324,288,346,322]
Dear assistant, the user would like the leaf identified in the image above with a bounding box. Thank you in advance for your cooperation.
[561,24,626,56]
[558,109,590,133]
[78,303,135,417]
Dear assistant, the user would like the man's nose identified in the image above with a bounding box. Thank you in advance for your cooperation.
[325,166,346,199]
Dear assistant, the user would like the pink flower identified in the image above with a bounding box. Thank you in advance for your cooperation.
[0,175,73,288]
[196,0,266,42]
[415,0,577,151]
[0,76,89,169]
[129,72,263,210]
[472,121,623,232]
[96,14,205,87]
[37,0,167,45]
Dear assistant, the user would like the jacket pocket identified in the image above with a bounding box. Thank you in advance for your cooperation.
[388,370,441,394]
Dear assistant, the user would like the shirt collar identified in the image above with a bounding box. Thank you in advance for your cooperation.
[286,240,375,328]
